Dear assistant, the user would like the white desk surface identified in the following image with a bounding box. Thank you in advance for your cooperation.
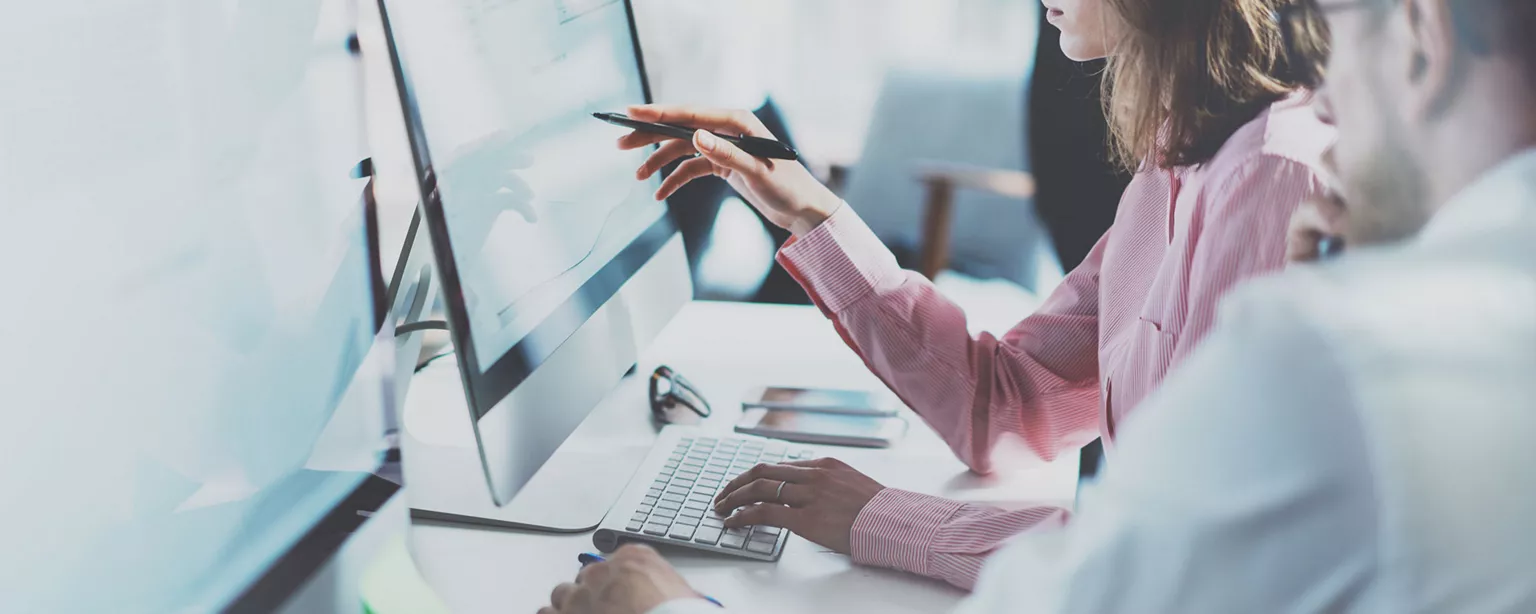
[407,301,1077,614]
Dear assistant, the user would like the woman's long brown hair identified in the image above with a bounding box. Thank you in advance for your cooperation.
[1100,0,1327,171]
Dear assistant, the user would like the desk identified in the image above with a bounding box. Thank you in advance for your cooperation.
[407,301,1077,614]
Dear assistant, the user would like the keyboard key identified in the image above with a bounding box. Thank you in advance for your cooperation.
[663,461,679,470]
[672,478,695,488]
[660,493,686,504]
[652,508,677,520]
[720,533,747,549]
[643,522,670,536]
[747,540,776,554]
[702,517,725,528]
[724,527,751,538]
[656,500,681,512]
[698,479,721,489]
[626,519,645,532]
[701,470,725,481]
[664,485,689,497]
[753,526,783,538]
[676,471,700,481]
[638,504,654,515]
[678,513,702,525]
[668,524,696,540]
[686,493,713,505]
[749,531,778,544]
[695,527,723,545]
[642,496,658,506]
[682,500,708,512]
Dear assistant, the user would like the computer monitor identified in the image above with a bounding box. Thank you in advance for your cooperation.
[0,2,399,612]
[377,0,691,508]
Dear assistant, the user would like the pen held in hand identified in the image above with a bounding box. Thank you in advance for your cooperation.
[593,112,799,161]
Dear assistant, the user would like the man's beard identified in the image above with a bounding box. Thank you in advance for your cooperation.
[1344,113,1436,247]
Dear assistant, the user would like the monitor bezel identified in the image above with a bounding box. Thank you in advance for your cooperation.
[375,0,676,425]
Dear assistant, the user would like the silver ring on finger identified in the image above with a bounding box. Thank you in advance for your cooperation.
[775,480,787,503]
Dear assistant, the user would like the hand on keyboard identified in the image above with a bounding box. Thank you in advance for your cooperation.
[616,435,815,559]
[713,457,886,555]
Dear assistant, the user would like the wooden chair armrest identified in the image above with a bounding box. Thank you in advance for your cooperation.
[915,161,1036,199]
[912,162,1037,279]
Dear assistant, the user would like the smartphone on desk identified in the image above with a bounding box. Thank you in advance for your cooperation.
[735,407,907,448]
[742,386,899,417]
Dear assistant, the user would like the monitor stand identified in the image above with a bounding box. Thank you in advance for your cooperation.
[399,356,656,532]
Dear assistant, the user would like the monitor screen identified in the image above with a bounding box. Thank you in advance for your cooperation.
[0,2,389,612]
[382,0,673,415]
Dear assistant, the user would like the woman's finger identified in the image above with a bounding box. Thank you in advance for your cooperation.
[715,477,814,513]
[692,130,768,178]
[654,157,715,201]
[627,104,767,137]
[617,129,671,150]
[716,464,820,504]
[638,139,699,179]
[722,502,801,531]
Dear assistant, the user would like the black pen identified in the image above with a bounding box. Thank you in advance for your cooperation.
[593,112,799,161]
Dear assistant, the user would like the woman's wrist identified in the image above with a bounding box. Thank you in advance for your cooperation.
[787,194,841,236]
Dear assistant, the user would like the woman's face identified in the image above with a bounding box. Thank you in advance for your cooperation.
[1042,0,1117,61]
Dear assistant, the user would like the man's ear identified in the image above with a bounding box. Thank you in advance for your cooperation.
[1403,0,1461,120]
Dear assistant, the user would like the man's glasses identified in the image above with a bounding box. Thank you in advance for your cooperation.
[649,365,711,425]
[1274,0,1378,88]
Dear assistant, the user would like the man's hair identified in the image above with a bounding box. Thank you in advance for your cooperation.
[1100,0,1326,171]
[1455,0,1536,86]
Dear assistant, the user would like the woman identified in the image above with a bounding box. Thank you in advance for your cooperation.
[618,0,1331,590]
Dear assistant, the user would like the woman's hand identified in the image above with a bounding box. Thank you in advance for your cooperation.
[711,457,886,554]
[539,545,701,614]
[619,104,843,236]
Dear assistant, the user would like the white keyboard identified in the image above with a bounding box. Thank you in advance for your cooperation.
[592,427,815,561]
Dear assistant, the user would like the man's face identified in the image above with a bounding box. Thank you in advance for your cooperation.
[1314,0,1436,246]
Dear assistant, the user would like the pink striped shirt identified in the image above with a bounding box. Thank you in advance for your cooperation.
[776,94,1332,590]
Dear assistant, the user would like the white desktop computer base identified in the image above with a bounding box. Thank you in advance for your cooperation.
[400,357,658,532]
[400,360,633,532]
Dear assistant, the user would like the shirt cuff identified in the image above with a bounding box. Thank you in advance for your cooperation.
[850,488,966,578]
[776,204,904,314]
[646,598,722,614]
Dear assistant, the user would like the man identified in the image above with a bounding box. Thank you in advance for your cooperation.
[540,0,1536,611]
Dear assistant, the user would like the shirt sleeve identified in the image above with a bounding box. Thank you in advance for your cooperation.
[1172,154,1325,363]
[848,488,1069,590]
[951,286,1377,613]
[777,205,1105,474]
